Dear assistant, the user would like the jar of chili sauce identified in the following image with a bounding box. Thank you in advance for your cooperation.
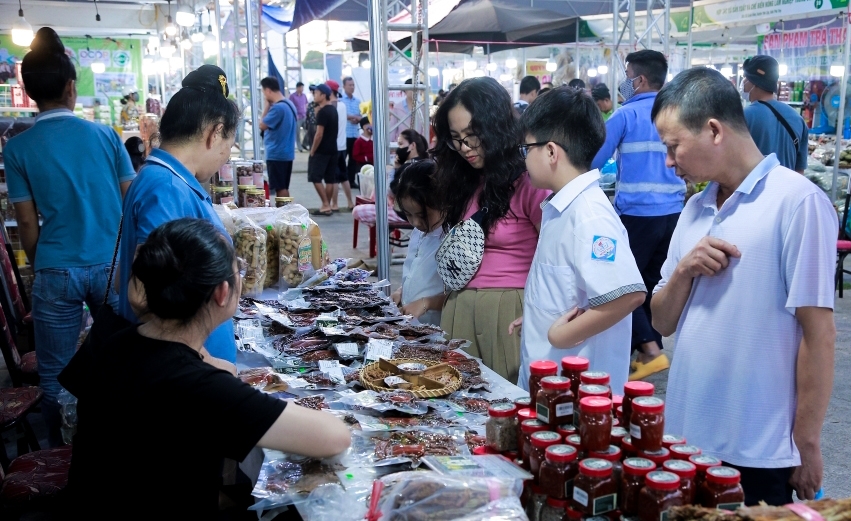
[530,430,563,481]
[580,371,611,387]
[539,444,579,499]
[638,448,670,467]
[589,445,623,484]
[564,434,583,451]
[517,408,536,463]
[575,384,610,426]
[670,444,702,461]
[662,434,686,449]
[571,459,618,516]
[620,457,656,516]
[537,376,575,426]
[630,396,665,452]
[521,419,548,470]
[561,356,589,397]
[610,426,628,448]
[557,423,577,438]
[663,459,697,505]
[621,435,637,459]
[612,395,624,421]
[689,455,722,492]
[530,360,558,404]
[622,381,654,427]
[638,471,684,521]
[579,397,613,452]
[698,466,745,511]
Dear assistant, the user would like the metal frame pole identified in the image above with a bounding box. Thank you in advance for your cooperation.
[686,0,694,68]
[611,0,619,108]
[663,0,671,56]
[369,0,391,284]
[832,10,851,201]
[213,0,223,69]
[246,0,261,160]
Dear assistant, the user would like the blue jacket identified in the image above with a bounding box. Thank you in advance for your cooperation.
[591,92,685,217]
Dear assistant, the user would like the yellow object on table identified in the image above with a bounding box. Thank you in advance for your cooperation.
[14,250,27,267]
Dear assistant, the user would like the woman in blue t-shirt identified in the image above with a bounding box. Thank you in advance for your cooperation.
[117,64,240,368]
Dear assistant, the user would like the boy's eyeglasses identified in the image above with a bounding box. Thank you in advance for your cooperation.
[518,142,569,159]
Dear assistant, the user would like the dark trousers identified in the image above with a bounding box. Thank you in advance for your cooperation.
[726,463,794,506]
[619,213,680,350]
[346,137,359,185]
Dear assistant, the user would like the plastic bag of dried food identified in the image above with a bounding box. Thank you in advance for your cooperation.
[239,207,284,289]
[212,203,236,236]
[276,204,312,288]
[373,472,523,521]
[233,211,267,296]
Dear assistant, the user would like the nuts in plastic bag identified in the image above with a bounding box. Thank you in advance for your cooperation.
[276,204,312,288]
[233,211,267,296]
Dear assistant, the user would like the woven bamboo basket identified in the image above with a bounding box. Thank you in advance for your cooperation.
[359,358,463,398]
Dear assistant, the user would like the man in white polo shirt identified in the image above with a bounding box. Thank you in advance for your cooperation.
[650,68,836,505]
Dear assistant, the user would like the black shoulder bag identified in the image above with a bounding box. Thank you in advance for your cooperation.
[756,100,801,158]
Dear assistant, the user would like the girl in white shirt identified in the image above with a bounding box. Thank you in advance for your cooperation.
[389,160,446,325]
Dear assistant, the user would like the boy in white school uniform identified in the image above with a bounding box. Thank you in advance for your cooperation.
[513,87,647,395]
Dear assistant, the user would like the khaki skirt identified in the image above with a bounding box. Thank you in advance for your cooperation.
[441,288,524,385]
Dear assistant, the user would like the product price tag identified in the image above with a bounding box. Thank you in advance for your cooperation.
[266,313,294,327]
[335,342,360,357]
[318,360,345,382]
[315,314,339,328]
[365,339,394,361]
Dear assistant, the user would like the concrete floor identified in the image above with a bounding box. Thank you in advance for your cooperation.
[3,150,850,498]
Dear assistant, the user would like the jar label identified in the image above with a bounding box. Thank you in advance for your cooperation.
[572,486,589,507]
[593,493,617,515]
[660,510,670,521]
[718,503,743,512]
[536,402,550,423]
[630,423,641,439]
[564,477,574,498]
[573,409,580,427]
[556,402,574,418]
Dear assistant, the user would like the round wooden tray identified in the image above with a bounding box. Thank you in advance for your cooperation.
[359,358,463,398]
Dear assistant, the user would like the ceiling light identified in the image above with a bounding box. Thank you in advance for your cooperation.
[778,62,788,76]
[362,59,371,69]
[160,43,176,58]
[191,31,205,43]
[831,64,845,77]
[239,37,248,44]
[165,0,177,35]
[545,61,557,72]
[505,58,517,69]
[11,0,33,47]
[148,35,160,48]
[170,56,183,69]
[667,73,674,81]
[464,61,477,71]
[203,35,218,58]
[486,62,497,71]
[176,4,196,27]
[94,0,101,22]
[181,38,192,50]
[587,68,598,77]
[428,67,439,77]
[90,61,106,74]
[720,66,733,78]
[499,73,512,82]
[597,64,608,75]
[342,65,352,77]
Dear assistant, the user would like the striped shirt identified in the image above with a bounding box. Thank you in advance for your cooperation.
[591,92,685,217]
[340,93,362,139]
[654,154,836,468]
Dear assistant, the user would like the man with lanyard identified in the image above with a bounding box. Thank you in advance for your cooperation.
[259,76,298,197]
[340,77,362,187]
[591,49,685,381]
[741,55,808,174]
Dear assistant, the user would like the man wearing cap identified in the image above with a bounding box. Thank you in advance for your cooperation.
[742,55,808,174]
[307,83,338,215]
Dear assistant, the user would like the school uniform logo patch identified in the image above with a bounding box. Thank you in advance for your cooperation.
[591,236,617,262]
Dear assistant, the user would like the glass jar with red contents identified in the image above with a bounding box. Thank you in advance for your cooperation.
[620,457,656,516]
[622,381,654,427]
[571,459,618,516]
[561,356,589,395]
[517,408,537,463]
[621,435,637,459]
[575,385,610,425]
[515,396,533,410]
[486,403,519,452]
[526,483,547,521]
[542,497,570,521]
[521,419,548,470]
[612,395,624,420]
[663,459,697,505]
[581,371,611,388]
[610,426,628,447]
[670,444,701,461]
[473,445,500,455]
[662,434,686,449]
[530,431,562,481]
[579,397,613,452]
[638,471,684,521]
[539,444,579,499]
[630,396,665,452]
[689,455,722,492]
[530,360,559,404]
[565,434,583,451]
[589,445,623,484]
[557,423,577,438]
[638,448,670,467]
[537,376,575,426]
[698,466,745,511]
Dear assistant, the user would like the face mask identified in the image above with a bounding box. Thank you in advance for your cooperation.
[738,78,752,104]
[619,76,637,101]
[397,147,410,163]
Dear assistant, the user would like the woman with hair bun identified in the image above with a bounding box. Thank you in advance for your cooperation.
[432,77,550,384]
[116,64,241,368]
[60,218,352,517]
[3,27,136,446]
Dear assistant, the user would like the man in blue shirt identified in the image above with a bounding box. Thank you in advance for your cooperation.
[260,77,298,197]
[591,49,685,381]
[340,77,362,186]
[741,55,809,174]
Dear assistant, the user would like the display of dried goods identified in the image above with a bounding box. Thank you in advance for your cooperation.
[397,323,444,339]
[393,346,444,362]
[465,432,488,451]
[450,396,511,414]
[233,214,267,296]
[294,395,328,410]
[444,357,481,376]
[366,323,402,340]
[345,371,362,384]
[373,431,459,464]
[363,413,454,430]
[272,335,329,356]
[286,310,322,327]
[460,375,491,392]
[377,390,417,404]
[237,368,288,391]
[305,289,387,310]
[669,499,851,521]
[300,349,335,362]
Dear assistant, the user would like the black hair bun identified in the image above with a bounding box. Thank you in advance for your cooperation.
[182,64,229,98]
[30,27,65,55]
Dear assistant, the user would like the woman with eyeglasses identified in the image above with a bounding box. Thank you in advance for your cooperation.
[432,77,550,384]
[60,218,351,517]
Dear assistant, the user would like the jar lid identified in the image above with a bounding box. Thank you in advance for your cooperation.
[612,394,624,408]
[579,396,612,413]
[473,445,500,455]
[689,454,722,471]
[517,408,536,421]
[275,197,293,202]
[521,419,547,433]
[566,508,583,520]
[579,458,613,477]
[214,186,233,192]
[248,189,265,194]
[237,184,255,189]
[531,430,562,448]
[623,381,655,397]
[646,470,681,490]
[561,356,590,371]
[565,434,582,448]
[488,403,517,417]
[706,466,742,485]
[623,457,656,475]
[671,444,702,459]
[632,396,664,413]
[546,496,571,509]
[530,360,558,376]
[610,426,628,442]
[589,445,621,461]
[503,450,518,460]
[514,397,532,408]
[557,424,577,437]
[621,435,635,450]
[578,384,610,398]
[545,444,578,463]
[580,371,610,385]
[541,376,572,390]
[639,447,671,465]
[663,459,697,478]
[662,434,686,448]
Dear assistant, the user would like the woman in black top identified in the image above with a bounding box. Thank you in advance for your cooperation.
[59,218,351,518]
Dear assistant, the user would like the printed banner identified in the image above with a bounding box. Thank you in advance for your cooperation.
[759,18,845,78]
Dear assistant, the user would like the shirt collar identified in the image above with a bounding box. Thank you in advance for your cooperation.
[699,153,780,208]
[623,92,657,105]
[544,170,602,213]
[147,148,211,202]
[35,108,75,122]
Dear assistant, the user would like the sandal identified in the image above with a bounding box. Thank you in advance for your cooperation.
[310,209,333,216]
